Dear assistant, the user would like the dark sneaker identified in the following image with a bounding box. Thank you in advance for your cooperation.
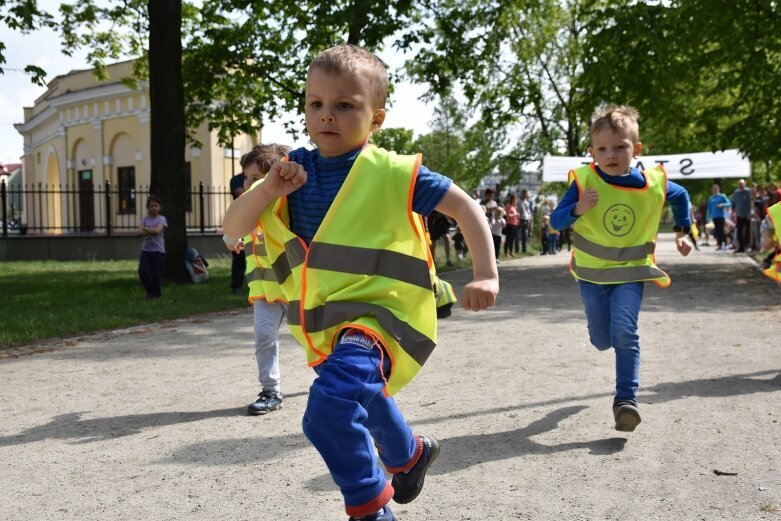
[391,435,440,504]
[348,505,396,521]
[613,400,641,432]
[247,390,284,416]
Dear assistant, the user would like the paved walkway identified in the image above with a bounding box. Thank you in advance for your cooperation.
[1,235,779,520]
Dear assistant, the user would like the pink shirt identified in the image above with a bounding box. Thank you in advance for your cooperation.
[504,203,520,226]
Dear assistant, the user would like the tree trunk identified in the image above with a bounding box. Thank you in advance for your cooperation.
[148,0,189,283]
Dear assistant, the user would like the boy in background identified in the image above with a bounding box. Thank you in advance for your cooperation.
[226,144,292,415]
[551,105,692,432]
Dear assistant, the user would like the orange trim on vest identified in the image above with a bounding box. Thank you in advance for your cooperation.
[297,237,325,360]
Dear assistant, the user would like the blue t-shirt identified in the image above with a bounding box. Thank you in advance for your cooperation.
[550,166,691,231]
[287,146,453,245]
[707,193,731,220]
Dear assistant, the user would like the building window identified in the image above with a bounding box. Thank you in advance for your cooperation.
[184,161,192,212]
[117,166,136,214]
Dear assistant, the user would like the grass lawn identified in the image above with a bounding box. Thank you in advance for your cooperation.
[0,256,248,349]
[1,235,544,349]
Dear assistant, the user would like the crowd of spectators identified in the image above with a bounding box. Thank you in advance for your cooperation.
[693,181,781,254]
[429,181,781,268]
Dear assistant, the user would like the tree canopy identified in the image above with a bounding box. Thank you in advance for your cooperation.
[4,0,780,224]
[582,0,781,169]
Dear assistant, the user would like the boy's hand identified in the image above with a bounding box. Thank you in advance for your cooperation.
[460,277,499,311]
[260,161,307,198]
[223,236,244,253]
[574,188,598,216]
[675,232,692,257]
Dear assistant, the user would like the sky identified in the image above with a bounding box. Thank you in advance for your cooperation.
[0,10,434,165]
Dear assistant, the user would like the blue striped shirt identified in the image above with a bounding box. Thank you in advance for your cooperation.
[287,146,452,245]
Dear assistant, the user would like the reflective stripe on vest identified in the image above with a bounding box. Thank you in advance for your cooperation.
[247,267,278,283]
[572,232,656,262]
[434,276,457,307]
[308,242,432,290]
[287,300,435,366]
[270,238,306,284]
[571,256,668,283]
[245,229,288,303]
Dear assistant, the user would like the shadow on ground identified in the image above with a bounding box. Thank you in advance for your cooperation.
[4,370,777,469]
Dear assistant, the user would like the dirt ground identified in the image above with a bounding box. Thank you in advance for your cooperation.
[1,234,780,521]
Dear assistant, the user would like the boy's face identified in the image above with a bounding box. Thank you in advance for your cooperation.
[588,127,642,176]
[305,66,386,158]
[243,162,266,191]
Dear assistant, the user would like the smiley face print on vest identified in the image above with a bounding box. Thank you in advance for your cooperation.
[603,204,636,237]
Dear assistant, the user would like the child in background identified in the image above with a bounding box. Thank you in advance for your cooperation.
[489,206,506,262]
[453,224,469,260]
[223,45,498,521]
[543,215,559,254]
[540,210,550,255]
[226,144,292,415]
[137,195,167,299]
[551,105,692,432]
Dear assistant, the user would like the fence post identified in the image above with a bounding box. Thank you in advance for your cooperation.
[1,180,7,238]
[105,179,112,236]
[199,181,205,234]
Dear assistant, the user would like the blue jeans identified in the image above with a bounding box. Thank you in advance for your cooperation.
[302,330,418,517]
[578,281,644,402]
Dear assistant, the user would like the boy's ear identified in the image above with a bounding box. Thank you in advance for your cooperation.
[371,108,386,131]
[633,141,643,157]
[587,145,593,158]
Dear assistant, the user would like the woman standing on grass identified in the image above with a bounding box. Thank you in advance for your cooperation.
[137,195,167,299]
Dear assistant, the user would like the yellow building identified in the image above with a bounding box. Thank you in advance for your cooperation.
[14,59,259,233]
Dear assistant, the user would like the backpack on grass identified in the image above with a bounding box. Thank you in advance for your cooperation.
[185,248,209,283]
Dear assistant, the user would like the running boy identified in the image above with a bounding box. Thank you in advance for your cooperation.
[223,45,498,521]
[551,105,692,432]
[226,144,292,415]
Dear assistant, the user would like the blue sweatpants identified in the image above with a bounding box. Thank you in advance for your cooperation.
[302,329,421,518]
[578,281,644,402]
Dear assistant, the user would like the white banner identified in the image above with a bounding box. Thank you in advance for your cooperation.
[542,149,751,182]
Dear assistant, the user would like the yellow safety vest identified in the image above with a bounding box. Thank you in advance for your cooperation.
[257,145,437,396]
[762,203,781,282]
[569,163,670,287]
[433,276,457,318]
[244,229,287,304]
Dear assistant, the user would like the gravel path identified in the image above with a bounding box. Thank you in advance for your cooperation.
[2,235,779,520]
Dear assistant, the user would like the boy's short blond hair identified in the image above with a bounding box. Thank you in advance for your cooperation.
[308,44,389,108]
[590,105,640,143]
[240,143,292,174]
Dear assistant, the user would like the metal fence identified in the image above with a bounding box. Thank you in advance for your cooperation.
[0,180,233,237]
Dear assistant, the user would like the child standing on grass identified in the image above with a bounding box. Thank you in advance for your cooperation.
[225,144,292,416]
[137,195,167,299]
[551,105,692,432]
[223,44,498,521]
